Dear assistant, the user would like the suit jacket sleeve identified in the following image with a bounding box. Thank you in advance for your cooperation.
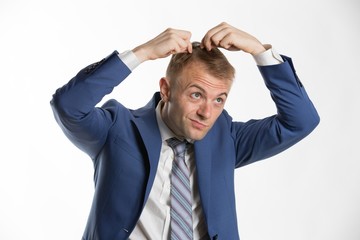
[50,51,131,159]
[231,55,320,168]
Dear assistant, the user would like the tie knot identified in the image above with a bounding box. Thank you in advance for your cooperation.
[166,137,187,156]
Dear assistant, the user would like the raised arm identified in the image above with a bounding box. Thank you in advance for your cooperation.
[50,27,194,158]
[200,22,320,167]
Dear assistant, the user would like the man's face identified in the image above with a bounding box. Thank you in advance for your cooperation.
[160,62,232,141]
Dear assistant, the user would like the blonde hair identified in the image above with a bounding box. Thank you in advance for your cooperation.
[166,42,235,82]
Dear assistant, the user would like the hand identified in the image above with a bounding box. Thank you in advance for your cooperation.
[132,28,192,63]
[201,22,266,55]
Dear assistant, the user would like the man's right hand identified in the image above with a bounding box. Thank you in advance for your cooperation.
[132,28,192,63]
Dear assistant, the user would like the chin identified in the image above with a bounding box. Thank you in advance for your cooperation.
[188,132,208,141]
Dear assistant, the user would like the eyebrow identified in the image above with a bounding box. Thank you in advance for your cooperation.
[189,84,228,98]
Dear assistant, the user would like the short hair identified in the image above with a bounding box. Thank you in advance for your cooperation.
[166,41,235,82]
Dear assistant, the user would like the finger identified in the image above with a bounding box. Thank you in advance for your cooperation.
[164,28,192,54]
[177,31,192,53]
[201,23,224,48]
[177,38,193,53]
[167,39,192,55]
[175,29,192,42]
[187,41,193,53]
[202,22,231,50]
[209,28,233,49]
[217,33,238,50]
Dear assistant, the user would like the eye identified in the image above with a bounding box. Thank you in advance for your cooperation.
[215,97,224,104]
[191,92,201,99]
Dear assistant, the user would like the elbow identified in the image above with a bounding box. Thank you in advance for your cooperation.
[280,107,320,139]
[50,94,60,116]
[308,115,320,134]
[50,94,66,125]
[298,110,320,137]
[50,89,73,122]
[50,80,82,120]
[50,92,65,117]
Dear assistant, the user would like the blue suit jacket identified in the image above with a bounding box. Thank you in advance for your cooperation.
[51,51,319,240]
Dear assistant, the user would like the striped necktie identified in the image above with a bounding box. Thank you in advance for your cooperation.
[167,138,193,240]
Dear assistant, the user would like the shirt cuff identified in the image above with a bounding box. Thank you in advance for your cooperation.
[118,50,141,71]
[253,44,284,66]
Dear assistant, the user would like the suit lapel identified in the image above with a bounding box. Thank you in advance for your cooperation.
[132,93,162,208]
[193,130,214,223]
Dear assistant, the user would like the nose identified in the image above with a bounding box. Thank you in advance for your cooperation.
[197,102,212,119]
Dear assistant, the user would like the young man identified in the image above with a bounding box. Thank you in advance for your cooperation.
[51,22,319,239]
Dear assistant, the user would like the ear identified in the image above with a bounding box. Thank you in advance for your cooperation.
[159,77,171,102]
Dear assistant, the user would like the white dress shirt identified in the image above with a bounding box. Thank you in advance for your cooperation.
[117,45,283,239]
[129,102,208,239]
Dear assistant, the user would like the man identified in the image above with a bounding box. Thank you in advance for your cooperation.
[51,22,319,239]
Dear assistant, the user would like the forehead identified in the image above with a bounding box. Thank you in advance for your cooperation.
[177,62,233,92]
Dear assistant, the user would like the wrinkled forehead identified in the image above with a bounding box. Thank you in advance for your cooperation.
[175,62,233,91]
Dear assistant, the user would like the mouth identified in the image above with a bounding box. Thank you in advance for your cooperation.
[190,119,208,130]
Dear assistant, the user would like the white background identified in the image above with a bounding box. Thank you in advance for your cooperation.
[1,0,359,239]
